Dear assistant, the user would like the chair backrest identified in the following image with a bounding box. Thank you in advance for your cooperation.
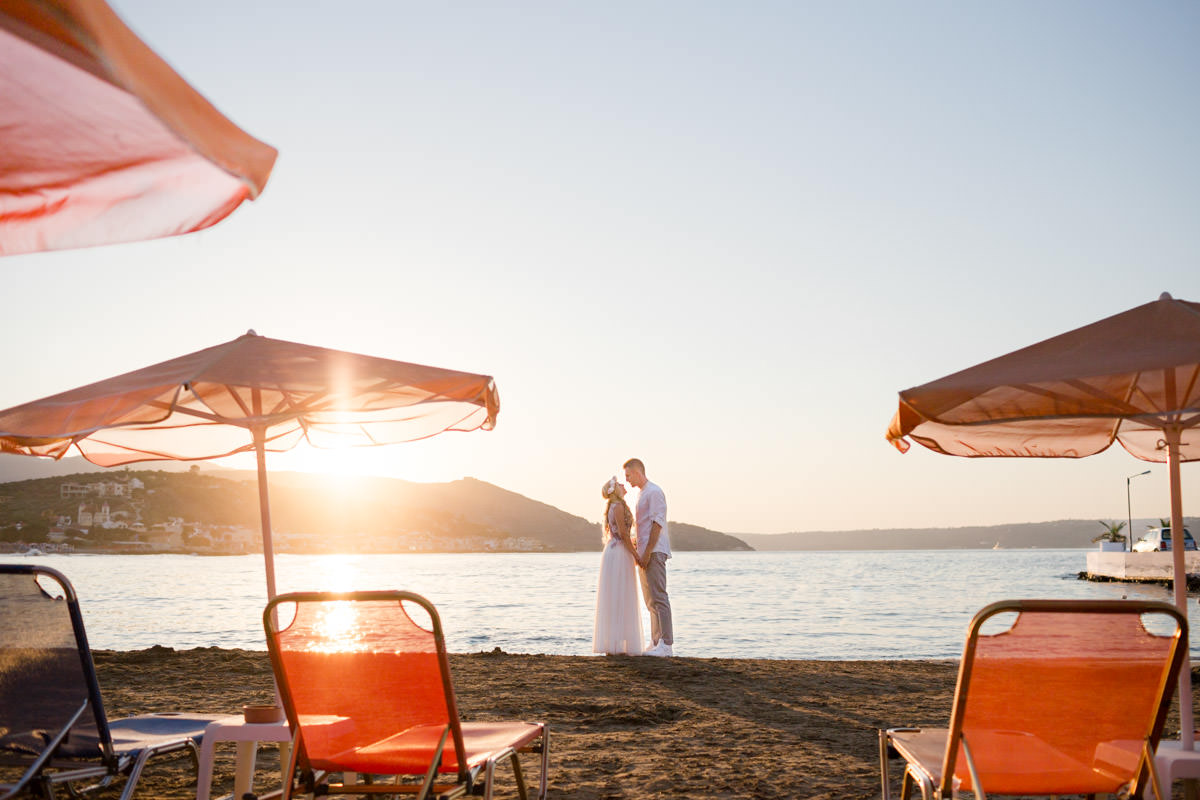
[264,591,467,781]
[942,599,1187,798]
[0,565,113,767]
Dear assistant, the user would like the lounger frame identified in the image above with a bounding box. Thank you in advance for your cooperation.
[0,564,212,800]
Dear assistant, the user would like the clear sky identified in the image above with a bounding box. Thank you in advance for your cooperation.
[4,1,1199,535]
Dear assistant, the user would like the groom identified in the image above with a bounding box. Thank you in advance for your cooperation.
[624,458,673,657]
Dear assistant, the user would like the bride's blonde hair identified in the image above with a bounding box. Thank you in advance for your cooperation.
[601,476,632,543]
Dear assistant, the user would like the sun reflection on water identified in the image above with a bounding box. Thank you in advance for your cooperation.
[291,555,372,652]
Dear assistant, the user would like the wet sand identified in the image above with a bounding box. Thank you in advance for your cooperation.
[82,649,1198,799]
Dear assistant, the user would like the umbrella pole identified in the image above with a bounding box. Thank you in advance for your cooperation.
[1167,426,1194,749]
[253,426,278,601]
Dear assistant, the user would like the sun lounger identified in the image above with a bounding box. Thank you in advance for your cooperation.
[264,590,549,800]
[879,599,1187,800]
[0,564,223,800]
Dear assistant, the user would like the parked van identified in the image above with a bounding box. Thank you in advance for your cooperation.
[1132,527,1197,552]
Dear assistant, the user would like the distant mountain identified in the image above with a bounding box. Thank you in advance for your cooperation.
[737,519,1189,551]
[0,454,196,482]
[668,522,756,551]
[235,472,754,553]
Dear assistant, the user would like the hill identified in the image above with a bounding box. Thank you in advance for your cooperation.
[225,472,753,552]
[0,466,753,553]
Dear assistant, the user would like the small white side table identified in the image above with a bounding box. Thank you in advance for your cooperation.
[196,715,293,800]
[1155,740,1200,800]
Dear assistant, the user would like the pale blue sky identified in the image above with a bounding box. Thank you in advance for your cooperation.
[4,2,1200,534]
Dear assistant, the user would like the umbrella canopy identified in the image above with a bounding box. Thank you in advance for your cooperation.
[888,292,1200,462]
[0,331,500,598]
[887,291,1200,746]
[0,0,277,255]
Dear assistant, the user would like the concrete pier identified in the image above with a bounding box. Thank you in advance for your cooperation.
[1084,551,1200,588]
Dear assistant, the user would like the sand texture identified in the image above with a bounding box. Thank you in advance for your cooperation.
[17,649,1199,799]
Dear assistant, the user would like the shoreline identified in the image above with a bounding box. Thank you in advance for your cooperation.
[1,545,1112,557]
[88,648,1200,800]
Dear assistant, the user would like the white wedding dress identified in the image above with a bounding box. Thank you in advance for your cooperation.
[593,503,644,655]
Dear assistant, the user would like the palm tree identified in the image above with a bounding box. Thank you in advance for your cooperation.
[1094,520,1127,543]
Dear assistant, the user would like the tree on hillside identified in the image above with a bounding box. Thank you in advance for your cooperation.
[1093,520,1127,543]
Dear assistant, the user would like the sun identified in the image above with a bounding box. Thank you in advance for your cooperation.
[281,446,374,480]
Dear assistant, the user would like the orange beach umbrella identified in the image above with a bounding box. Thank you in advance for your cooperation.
[887,291,1200,747]
[0,331,500,599]
[0,0,276,255]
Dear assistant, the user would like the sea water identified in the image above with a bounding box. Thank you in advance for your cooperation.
[8,549,1188,660]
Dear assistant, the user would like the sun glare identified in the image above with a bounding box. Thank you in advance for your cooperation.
[212,434,483,489]
[311,600,362,652]
[285,447,373,480]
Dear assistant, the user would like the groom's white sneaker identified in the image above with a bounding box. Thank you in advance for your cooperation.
[643,641,673,657]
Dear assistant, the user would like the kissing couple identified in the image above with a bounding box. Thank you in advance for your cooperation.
[592,458,674,657]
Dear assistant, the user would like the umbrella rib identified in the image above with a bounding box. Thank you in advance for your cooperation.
[171,397,359,429]
[946,410,1186,428]
[159,384,358,428]
[269,378,434,419]
[273,386,328,416]
[280,377,422,415]
[219,383,254,418]
[1178,365,1200,420]
[1055,379,1146,415]
[996,378,1200,426]
[1111,371,1144,444]
[145,398,253,428]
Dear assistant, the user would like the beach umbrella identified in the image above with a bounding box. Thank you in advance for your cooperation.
[0,331,500,600]
[0,0,276,256]
[887,291,1200,747]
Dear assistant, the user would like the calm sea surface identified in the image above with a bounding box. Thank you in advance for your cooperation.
[8,549,1191,660]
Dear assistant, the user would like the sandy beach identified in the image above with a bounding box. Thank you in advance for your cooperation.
[79,648,1199,800]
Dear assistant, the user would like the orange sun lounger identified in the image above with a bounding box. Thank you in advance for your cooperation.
[879,599,1187,800]
[265,590,548,800]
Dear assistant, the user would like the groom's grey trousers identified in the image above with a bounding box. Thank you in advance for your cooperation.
[639,552,673,646]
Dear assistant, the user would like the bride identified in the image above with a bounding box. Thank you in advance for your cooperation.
[593,476,644,655]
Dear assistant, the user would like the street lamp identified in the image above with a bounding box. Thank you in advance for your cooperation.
[1127,469,1152,552]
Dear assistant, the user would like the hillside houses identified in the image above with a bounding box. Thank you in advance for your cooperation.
[44,477,202,552]
[60,478,143,498]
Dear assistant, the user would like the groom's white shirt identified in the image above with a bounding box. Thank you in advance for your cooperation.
[635,481,671,559]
